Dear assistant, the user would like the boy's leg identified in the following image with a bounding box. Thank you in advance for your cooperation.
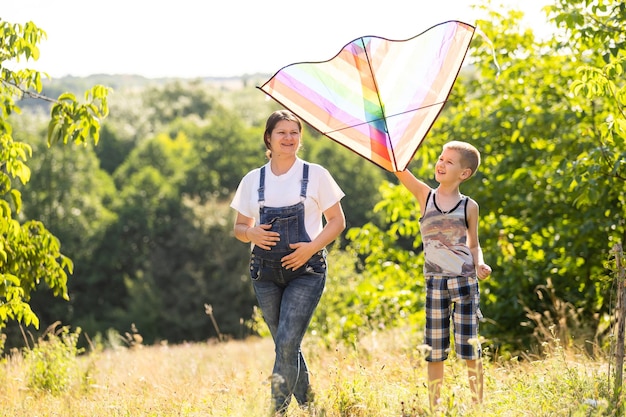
[449,276,483,404]
[424,276,450,411]
[466,359,483,404]
[428,361,444,410]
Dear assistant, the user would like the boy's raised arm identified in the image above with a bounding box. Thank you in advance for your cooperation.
[394,170,431,210]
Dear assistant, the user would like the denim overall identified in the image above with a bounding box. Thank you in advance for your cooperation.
[249,163,327,412]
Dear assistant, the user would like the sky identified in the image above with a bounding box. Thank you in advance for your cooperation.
[2,0,550,79]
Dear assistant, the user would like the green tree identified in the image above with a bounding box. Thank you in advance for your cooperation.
[0,19,109,346]
[103,133,196,339]
[180,105,267,199]
[549,0,625,244]
[141,80,217,124]
[103,127,257,343]
[13,119,117,339]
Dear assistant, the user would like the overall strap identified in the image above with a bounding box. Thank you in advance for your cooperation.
[257,166,266,206]
[258,163,308,205]
[300,164,309,199]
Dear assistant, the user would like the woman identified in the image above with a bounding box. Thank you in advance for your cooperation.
[230,109,346,413]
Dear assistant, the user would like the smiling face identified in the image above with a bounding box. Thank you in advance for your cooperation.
[263,110,303,159]
[434,147,471,184]
[267,119,301,158]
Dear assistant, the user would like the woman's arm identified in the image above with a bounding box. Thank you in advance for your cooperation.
[315,201,347,250]
[233,212,279,250]
[233,212,254,243]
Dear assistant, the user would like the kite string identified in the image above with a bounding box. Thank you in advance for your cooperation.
[474,25,501,79]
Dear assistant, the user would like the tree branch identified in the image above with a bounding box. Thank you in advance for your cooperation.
[0,78,57,104]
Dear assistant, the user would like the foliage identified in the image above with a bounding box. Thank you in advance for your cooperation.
[339,182,427,344]
[10,117,118,334]
[176,105,268,199]
[24,322,87,395]
[549,0,626,235]
[0,19,109,350]
[92,127,257,343]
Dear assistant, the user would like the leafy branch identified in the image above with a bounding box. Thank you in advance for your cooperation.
[0,18,110,350]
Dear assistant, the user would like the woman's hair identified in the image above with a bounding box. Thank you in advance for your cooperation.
[443,140,481,177]
[264,110,303,158]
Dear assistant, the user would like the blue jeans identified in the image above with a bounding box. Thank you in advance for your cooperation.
[251,250,327,412]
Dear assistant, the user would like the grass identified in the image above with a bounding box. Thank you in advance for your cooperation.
[0,327,617,416]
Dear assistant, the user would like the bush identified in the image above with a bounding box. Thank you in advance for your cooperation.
[24,323,86,394]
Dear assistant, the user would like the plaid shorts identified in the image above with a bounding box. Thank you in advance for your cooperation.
[425,275,483,362]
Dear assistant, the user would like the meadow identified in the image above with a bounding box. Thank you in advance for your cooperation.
[0,326,615,417]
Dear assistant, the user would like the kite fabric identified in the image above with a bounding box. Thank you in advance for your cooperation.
[258,20,476,172]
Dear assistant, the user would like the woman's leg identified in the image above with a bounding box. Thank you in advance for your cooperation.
[273,273,325,409]
[253,272,325,412]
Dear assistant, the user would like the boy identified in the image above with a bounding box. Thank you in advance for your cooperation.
[395,140,492,409]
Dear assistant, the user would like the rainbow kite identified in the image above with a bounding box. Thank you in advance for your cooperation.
[258,20,476,172]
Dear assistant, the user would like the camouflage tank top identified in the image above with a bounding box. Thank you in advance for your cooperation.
[419,190,475,277]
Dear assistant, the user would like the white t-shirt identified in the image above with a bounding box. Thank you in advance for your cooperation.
[230,158,345,240]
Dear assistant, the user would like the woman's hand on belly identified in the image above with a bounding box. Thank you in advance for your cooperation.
[281,242,315,271]
[248,224,281,250]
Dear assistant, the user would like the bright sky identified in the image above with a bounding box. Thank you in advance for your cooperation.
[2,0,549,79]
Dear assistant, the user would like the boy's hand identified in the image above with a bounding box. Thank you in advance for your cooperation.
[477,264,492,280]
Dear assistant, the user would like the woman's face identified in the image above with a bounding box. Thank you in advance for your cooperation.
[268,120,301,158]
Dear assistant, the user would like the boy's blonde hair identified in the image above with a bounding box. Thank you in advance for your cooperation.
[443,141,481,178]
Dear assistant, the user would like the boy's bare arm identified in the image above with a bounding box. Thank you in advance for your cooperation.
[466,199,492,279]
[394,170,431,209]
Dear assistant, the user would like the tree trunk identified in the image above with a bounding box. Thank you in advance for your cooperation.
[614,243,625,408]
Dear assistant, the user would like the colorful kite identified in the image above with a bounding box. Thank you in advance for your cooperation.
[258,20,476,172]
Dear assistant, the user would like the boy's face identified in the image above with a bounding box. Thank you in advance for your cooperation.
[435,148,471,184]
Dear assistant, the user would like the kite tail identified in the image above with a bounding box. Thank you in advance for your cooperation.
[474,26,501,79]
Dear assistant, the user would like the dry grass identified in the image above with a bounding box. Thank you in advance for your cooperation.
[0,328,615,416]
